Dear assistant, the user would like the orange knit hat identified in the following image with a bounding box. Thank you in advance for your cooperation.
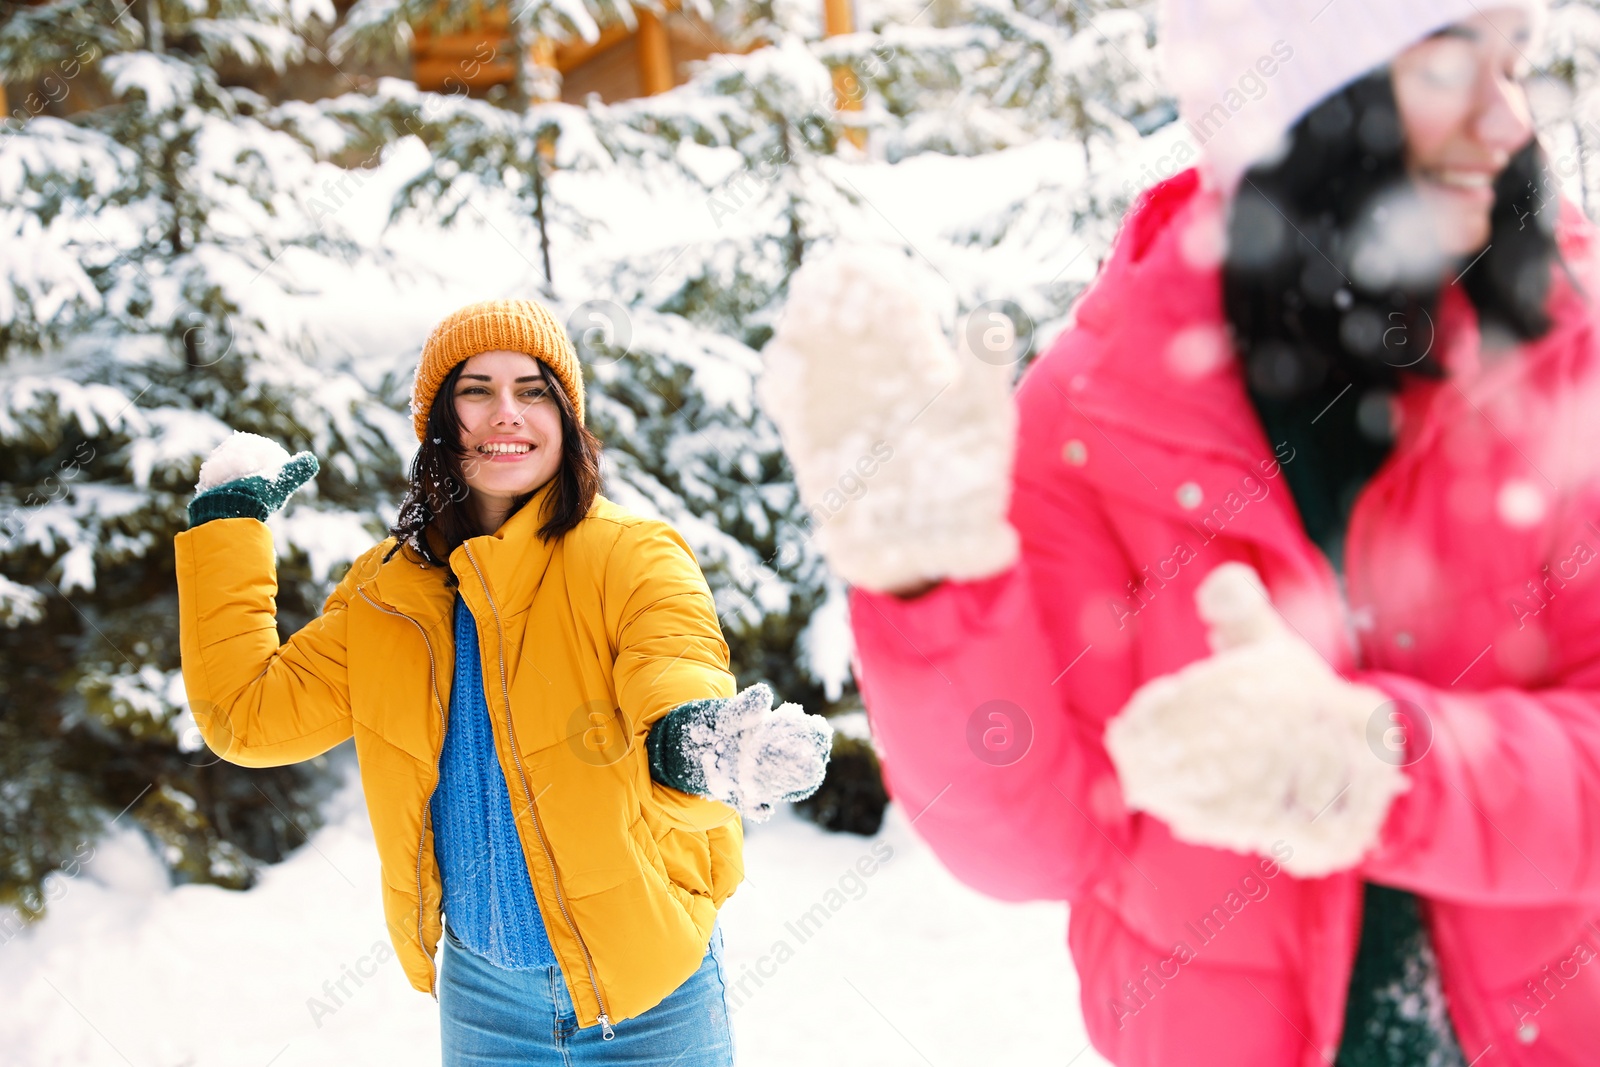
[409,298,584,441]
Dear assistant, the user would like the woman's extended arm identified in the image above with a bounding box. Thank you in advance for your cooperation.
[645,683,832,820]
[175,432,366,768]
[606,519,831,819]
[605,518,739,738]
[1103,491,1600,904]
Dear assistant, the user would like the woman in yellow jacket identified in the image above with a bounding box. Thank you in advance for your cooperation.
[174,298,832,1066]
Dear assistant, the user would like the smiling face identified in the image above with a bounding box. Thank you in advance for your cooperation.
[453,350,565,530]
[1391,6,1536,259]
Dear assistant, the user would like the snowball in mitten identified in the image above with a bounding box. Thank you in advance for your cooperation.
[759,245,1019,592]
[1104,562,1410,877]
[646,683,834,821]
[189,431,320,527]
[196,432,293,490]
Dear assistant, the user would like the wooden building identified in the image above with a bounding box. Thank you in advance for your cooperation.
[1,0,861,131]
[411,1,739,104]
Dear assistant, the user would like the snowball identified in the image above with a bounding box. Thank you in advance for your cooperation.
[1165,324,1231,381]
[747,702,834,799]
[1106,563,1410,878]
[681,684,832,820]
[195,432,291,491]
[1496,479,1547,528]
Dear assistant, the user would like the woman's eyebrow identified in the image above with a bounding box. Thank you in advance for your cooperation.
[458,373,548,382]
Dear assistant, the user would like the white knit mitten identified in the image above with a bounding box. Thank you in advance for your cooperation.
[1104,563,1410,877]
[758,246,1019,593]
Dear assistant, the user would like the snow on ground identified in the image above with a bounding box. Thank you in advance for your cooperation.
[0,755,1109,1067]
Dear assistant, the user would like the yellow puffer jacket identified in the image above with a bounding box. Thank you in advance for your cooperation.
[174,481,743,1030]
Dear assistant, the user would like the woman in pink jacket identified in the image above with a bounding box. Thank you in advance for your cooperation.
[761,1,1600,1064]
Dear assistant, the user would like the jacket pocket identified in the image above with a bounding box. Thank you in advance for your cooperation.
[642,779,739,902]
[628,813,675,889]
[633,801,714,903]
[644,778,739,833]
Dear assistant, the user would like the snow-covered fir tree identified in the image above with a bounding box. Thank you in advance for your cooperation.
[1538,1,1600,213]
[312,0,1170,736]
[0,0,409,916]
[323,2,861,713]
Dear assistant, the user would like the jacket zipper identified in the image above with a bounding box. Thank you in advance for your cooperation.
[462,543,615,1040]
[357,586,448,1001]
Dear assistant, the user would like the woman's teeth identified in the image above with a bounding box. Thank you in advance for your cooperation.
[1431,170,1493,189]
[479,442,531,454]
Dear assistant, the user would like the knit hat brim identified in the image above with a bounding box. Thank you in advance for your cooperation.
[409,299,584,441]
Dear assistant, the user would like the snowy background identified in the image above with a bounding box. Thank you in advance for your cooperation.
[0,751,1105,1066]
[7,0,1600,1063]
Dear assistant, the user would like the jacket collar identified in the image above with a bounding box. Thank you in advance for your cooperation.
[450,478,562,632]
[357,479,564,641]
[1063,167,1597,474]
[1064,168,1260,465]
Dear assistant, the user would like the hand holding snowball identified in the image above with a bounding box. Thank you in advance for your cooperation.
[647,683,834,822]
[189,432,320,527]
[1104,562,1410,877]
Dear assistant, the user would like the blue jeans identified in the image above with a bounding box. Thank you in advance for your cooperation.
[439,918,735,1066]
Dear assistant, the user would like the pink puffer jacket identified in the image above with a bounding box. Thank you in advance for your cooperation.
[849,168,1600,1066]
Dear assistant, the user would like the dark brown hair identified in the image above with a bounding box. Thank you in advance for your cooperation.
[1221,66,1571,551]
[383,357,603,578]
[1223,68,1562,401]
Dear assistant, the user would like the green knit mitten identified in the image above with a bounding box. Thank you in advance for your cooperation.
[187,432,320,527]
[646,682,833,821]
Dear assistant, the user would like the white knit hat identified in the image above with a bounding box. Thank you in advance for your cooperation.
[1159,0,1549,193]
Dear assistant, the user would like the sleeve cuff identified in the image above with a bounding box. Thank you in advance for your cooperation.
[188,486,270,527]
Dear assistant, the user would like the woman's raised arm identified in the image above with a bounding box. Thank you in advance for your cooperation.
[174,432,367,768]
[848,365,1138,904]
[758,247,1136,902]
